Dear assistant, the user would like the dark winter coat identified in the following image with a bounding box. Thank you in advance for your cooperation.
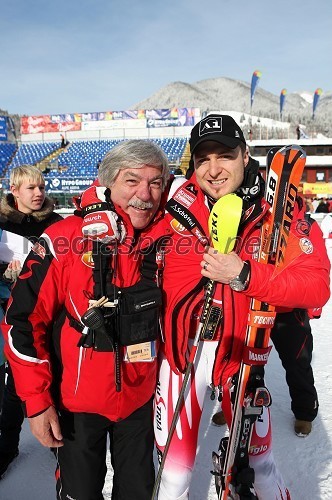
[0,193,62,239]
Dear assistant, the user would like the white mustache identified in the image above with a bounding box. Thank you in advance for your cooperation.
[128,199,153,209]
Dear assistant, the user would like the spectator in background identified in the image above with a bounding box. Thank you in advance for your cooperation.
[53,197,60,209]
[315,198,330,213]
[0,165,62,479]
[60,133,70,148]
[296,125,301,140]
[312,198,320,212]
[305,197,314,213]
[66,197,75,208]
[296,125,308,140]
[327,198,332,212]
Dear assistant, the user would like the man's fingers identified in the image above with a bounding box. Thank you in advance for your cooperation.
[49,417,63,442]
[29,406,64,448]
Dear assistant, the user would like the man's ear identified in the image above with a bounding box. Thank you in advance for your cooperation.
[243,147,250,168]
[185,158,194,179]
[10,185,18,197]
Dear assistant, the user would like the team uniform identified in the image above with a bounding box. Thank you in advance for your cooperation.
[154,175,330,499]
[2,203,168,499]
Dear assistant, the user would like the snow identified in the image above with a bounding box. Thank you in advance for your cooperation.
[298,92,314,105]
[1,246,332,499]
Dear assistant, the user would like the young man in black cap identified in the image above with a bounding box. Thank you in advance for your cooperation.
[153,114,329,499]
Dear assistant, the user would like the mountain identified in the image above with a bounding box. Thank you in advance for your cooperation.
[132,77,331,135]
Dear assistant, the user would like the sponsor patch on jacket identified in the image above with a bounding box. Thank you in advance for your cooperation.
[170,218,192,237]
[173,188,196,209]
[299,237,313,254]
[32,242,46,259]
[296,219,310,236]
[81,251,94,268]
[185,183,198,196]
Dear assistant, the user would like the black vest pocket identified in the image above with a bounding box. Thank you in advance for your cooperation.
[118,284,162,346]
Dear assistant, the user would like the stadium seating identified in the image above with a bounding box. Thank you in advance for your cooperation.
[9,142,59,169]
[0,143,17,177]
[4,138,188,180]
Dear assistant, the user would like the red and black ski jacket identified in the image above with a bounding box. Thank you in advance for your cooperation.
[2,202,171,420]
[161,175,330,388]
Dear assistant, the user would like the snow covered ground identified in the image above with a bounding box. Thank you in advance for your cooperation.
[1,247,332,500]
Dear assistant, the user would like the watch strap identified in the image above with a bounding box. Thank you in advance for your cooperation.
[238,260,251,285]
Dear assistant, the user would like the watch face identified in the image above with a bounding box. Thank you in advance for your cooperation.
[229,278,246,292]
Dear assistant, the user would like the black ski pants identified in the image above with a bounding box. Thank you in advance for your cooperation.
[55,397,155,500]
[0,364,24,453]
[271,310,318,422]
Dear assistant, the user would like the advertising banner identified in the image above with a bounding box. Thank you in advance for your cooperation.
[303,182,332,195]
[312,88,323,119]
[21,107,199,134]
[250,70,262,110]
[21,116,81,134]
[45,177,94,193]
[81,119,147,131]
[0,116,7,141]
[280,89,287,119]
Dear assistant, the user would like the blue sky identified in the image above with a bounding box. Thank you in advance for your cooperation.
[1,0,331,116]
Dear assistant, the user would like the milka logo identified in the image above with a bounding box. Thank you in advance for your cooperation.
[170,204,195,227]
[248,350,269,362]
[199,116,222,136]
[253,315,275,325]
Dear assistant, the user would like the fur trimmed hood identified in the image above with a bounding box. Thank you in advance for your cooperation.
[0,193,56,224]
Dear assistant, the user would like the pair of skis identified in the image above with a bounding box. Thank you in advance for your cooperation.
[212,145,306,499]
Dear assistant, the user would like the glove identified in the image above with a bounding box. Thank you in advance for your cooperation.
[80,185,126,243]
[3,260,22,282]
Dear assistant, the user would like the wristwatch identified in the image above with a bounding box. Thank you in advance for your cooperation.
[229,261,251,292]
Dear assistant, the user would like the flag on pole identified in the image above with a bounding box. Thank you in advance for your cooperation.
[280,89,287,119]
[312,88,322,119]
[250,70,262,111]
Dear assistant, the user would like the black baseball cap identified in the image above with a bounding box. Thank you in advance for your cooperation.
[189,114,246,155]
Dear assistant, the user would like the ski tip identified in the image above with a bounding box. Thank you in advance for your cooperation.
[267,145,306,168]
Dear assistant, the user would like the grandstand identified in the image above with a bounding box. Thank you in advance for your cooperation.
[1,105,332,204]
[0,142,17,177]
[0,135,189,205]
[1,137,187,178]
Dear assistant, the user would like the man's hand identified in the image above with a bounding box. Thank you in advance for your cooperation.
[201,247,244,283]
[28,406,64,448]
[3,259,22,282]
[80,185,126,243]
